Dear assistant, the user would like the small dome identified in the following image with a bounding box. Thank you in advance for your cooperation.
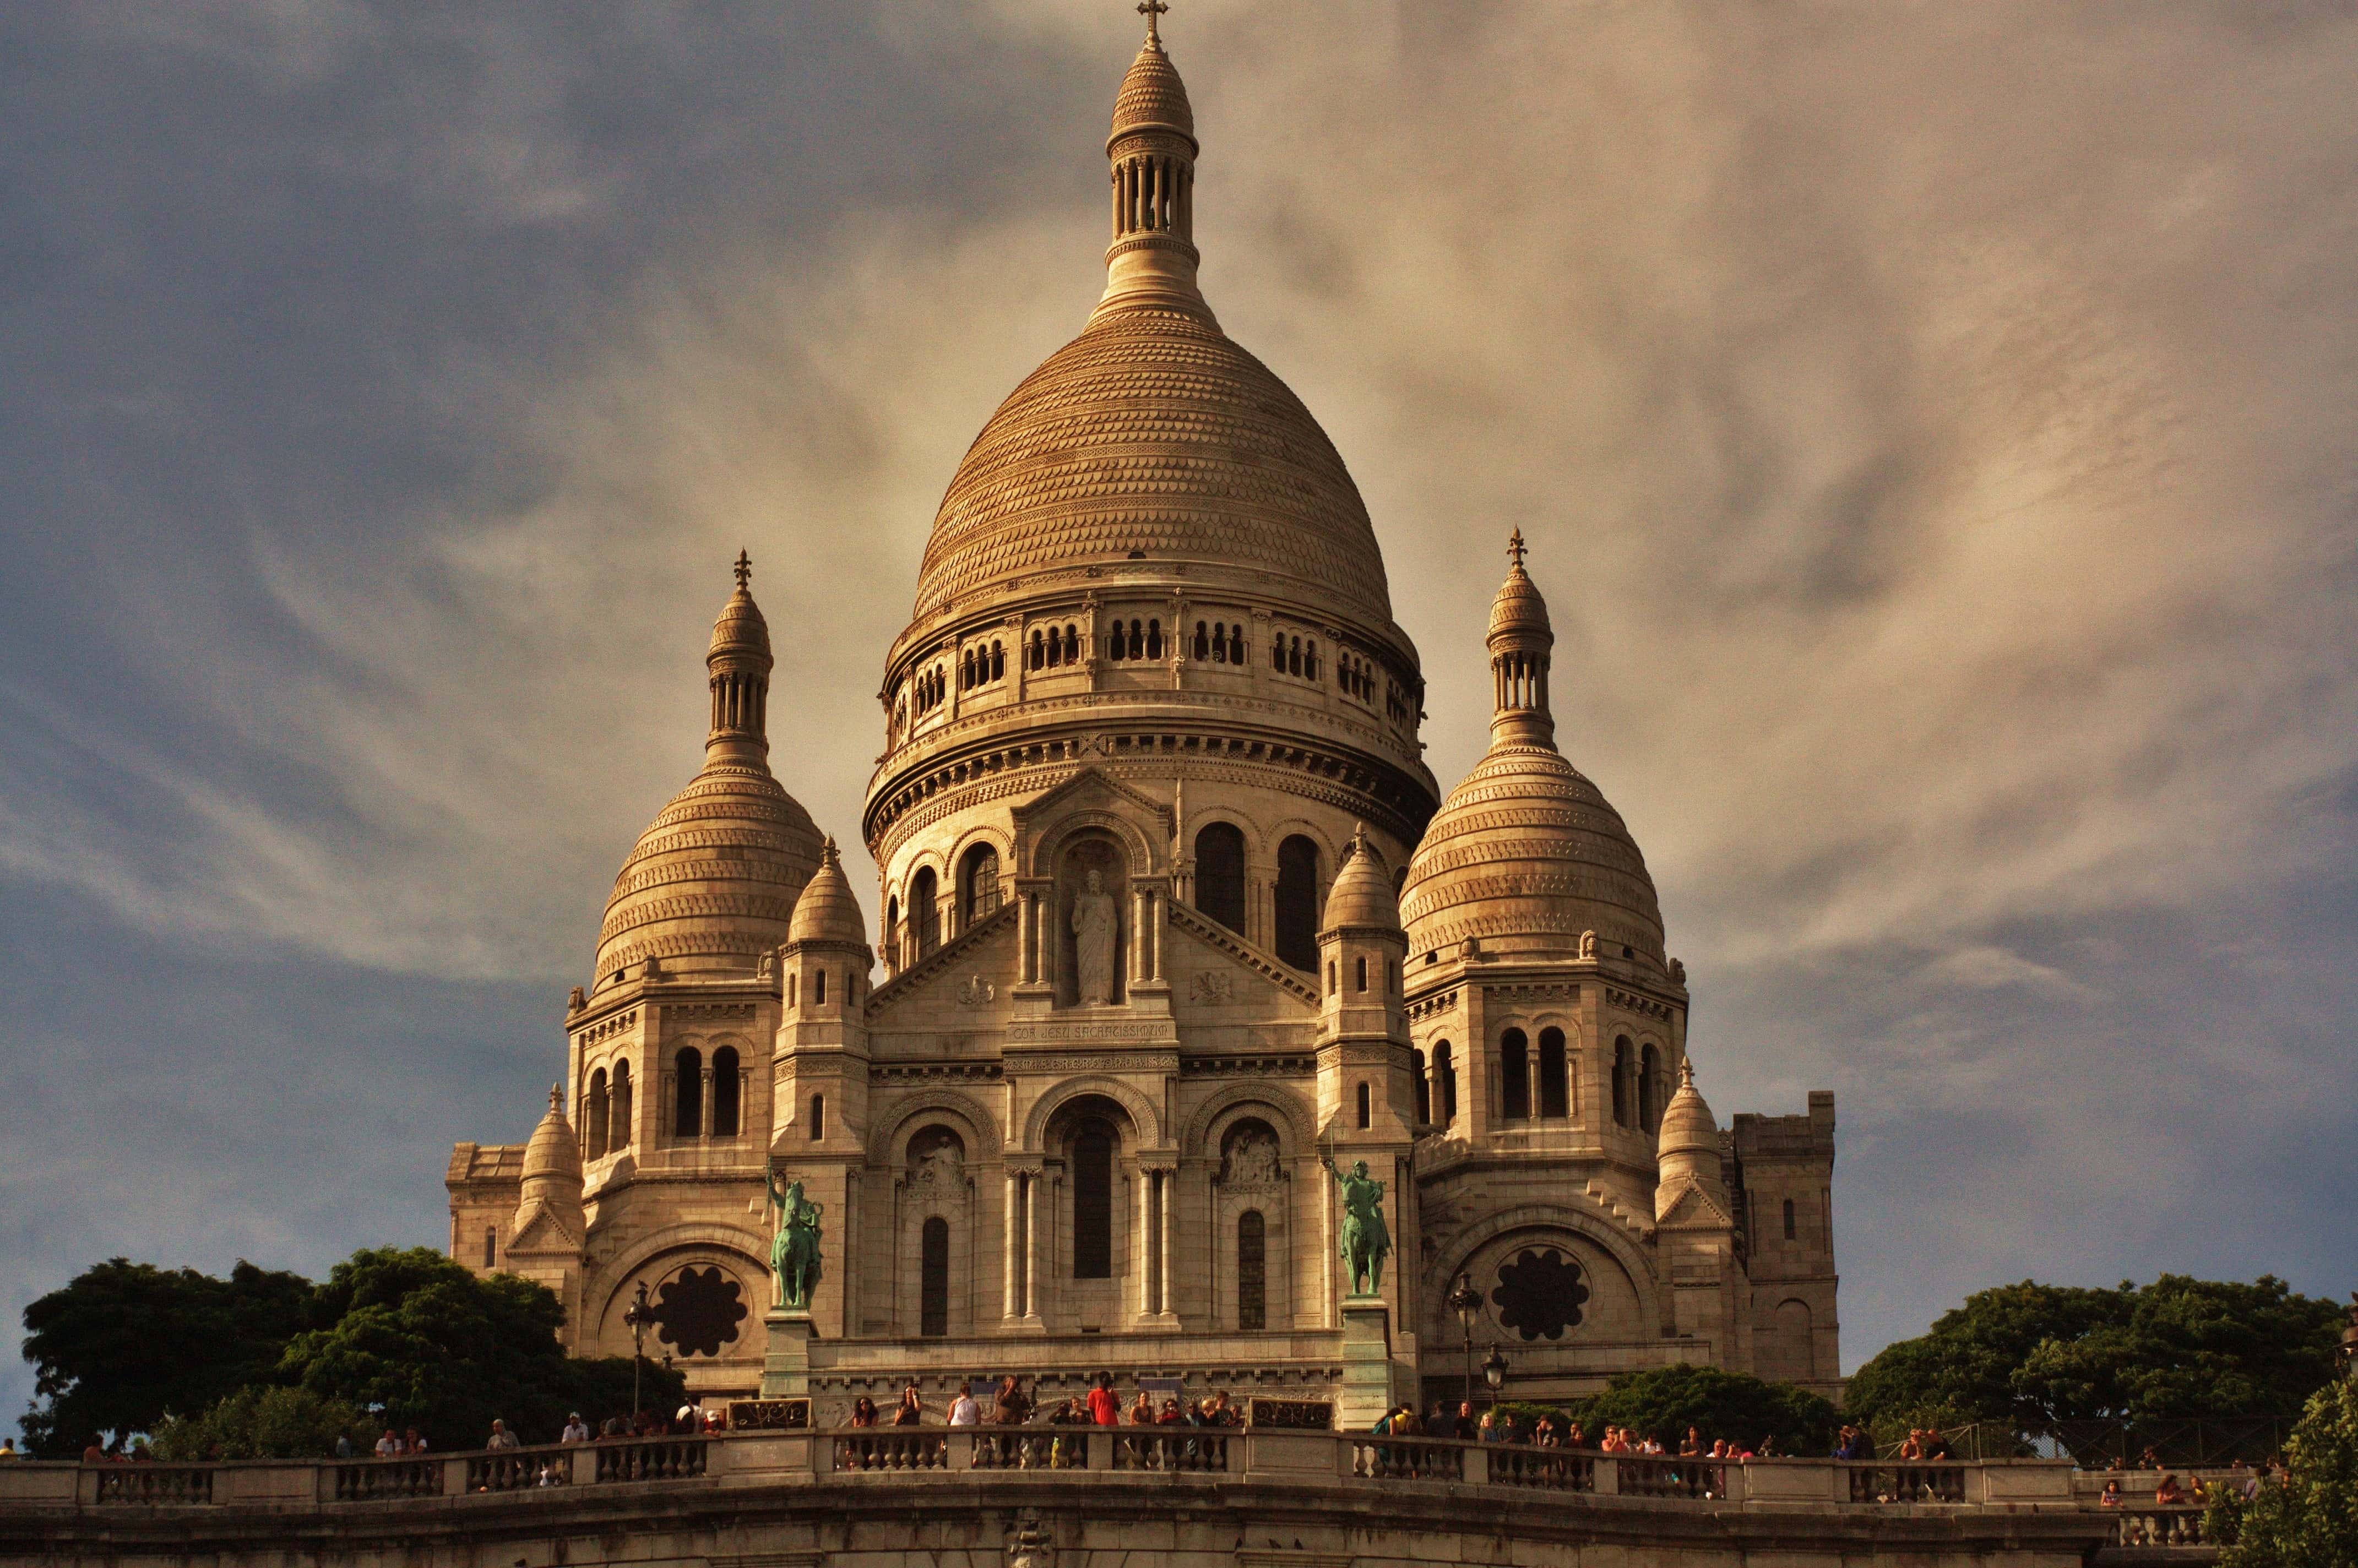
[1322,825,1400,932]
[595,762,824,984]
[1487,559,1552,643]
[1655,1061,1718,1159]
[521,1084,583,1190]
[1109,37,1194,146]
[708,552,770,661]
[1401,744,1665,965]
[787,837,868,946]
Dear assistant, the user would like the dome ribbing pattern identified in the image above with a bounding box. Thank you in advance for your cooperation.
[913,307,1393,624]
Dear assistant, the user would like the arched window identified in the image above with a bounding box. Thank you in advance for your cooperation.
[585,1069,609,1160]
[1072,1118,1116,1279]
[911,868,939,956]
[1237,1211,1267,1331]
[1356,1081,1371,1129]
[1501,1028,1530,1119]
[611,1061,632,1151]
[1539,1028,1568,1119]
[1228,624,1243,663]
[1326,960,1336,995]
[959,843,1001,926]
[1031,629,1046,669]
[1436,1041,1458,1124]
[788,970,797,1008]
[1287,635,1302,676]
[1355,956,1368,992]
[1612,1037,1633,1128]
[1783,1198,1797,1242]
[814,968,827,1006]
[483,1228,497,1269]
[809,1092,825,1141]
[1064,624,1079,664]
[1411,1048,1430,1125]
[1272,636,1286,673]
[711,1047,740,1137]
[1193,822,1246,935]
[673,1047,702,1137]
[1146,618,1162,660]
[920,1217,950,1337]
[1274,835,1321,971]
[1306,639,1320,681]
[1194,621,1209,660]
[1639,1045,1662,1134]
[991,641,1004,682]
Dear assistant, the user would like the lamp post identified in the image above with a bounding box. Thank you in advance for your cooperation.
[1481,1343,1508,1413]
[1446,1272,1483,1417]
[622,1282,655,1419]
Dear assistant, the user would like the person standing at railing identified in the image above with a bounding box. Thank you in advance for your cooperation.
[892,1384,923,1426]
[561,1413,590,1444]
[850,1397,878,1428]
[485,1420,519,1452]
[405,1428,428,1455]
[948,1387,980,1426]
[1087,1373,1120,1426]
[374,1429,399,1457]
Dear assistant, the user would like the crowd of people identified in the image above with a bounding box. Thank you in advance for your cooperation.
[1367,1401,1795,1463]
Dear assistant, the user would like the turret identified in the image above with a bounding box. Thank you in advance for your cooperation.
[775,839,873,1153]
[1318,825,1413,1137]
[1653,1060,1721,1220]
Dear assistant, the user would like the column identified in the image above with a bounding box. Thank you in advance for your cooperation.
[699,1068,715,1142]
[1019,890,1038,982]
[1131,886,1148,985]
[1022,1170,1040,1321]
[1148,888,1162,982]
[1003,1172,1022,1320]
[1134,1168,1153,1318]
[1527,1037,1542,1121]
[1156,1168,1174,1317]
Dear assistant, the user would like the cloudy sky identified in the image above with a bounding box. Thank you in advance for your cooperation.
[3,0,2353,1428]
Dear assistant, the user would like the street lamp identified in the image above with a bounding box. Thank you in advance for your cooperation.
[1481,1344,1508,1412]
[1446,1272,1484,1417]
[622,1282,655,1418]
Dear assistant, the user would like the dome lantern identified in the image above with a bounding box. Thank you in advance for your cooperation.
[1487,530,1555,750]
[705,549,773,767]
[1096,2,1209,323]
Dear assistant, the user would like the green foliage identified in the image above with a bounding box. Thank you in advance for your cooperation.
[149,1386,374,1461]
[18,1257,312,1456]
[280,1247,681,1451]
[2220,1378,2358,1568]
[1845,1276,2342,1433]
[22,1246,686,1458]
[1574,1364,1839,1455]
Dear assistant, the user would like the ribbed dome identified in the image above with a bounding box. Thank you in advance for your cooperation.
[1110,38,1194,144]
[912,306,1392,624]
[787,837,867,946]
[594,761,824,985]
[1400,743,1665,966]
[1656,1061,1718,1159]
[1323,825,1400,931]
[521,1085,582,1191]
[708,576,769,660]
[1488,560,1551,641]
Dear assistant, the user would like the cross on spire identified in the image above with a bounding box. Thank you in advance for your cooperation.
[1507,528,1528,569]
[1138,0,1168,45]
[733,548,752,589]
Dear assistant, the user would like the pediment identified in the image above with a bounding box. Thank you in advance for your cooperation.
[1011,766,1174,843]
[869,911,1020,1023]
[1166,908,1320,1016]
[1655,1179,1732,1231]
[508,1202,582,1256]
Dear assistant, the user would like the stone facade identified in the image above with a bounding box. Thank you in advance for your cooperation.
[446,21,1840,1414]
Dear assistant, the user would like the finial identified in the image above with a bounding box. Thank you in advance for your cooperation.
[1507,528,1527,570]
[821,834,839,868]
[548,1082,563,1114]
[1138,0,1168,46]
[733,549,752,590]
[1351,821,1370,858]
[1678,1059,1696,1089]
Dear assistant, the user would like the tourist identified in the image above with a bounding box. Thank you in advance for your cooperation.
[1563,1420,1587,1449]
[0,1438,17,1459]
[892,1384,923,1426]
[1476,1409,1498,1442]
[2099,1478,2122,1507]
[2138,1446,2161,1471]
[405,1429,428,1454]
[992,1375,1031,1425]
[1921,1430,1954,1461]
[850,1397,878,1429]
[1205,1390,1238,1427]
[1678,1427,1703,1458]
[375,1429,400,1457]
[2155,1473,2189,1507]
[1833,1425,1873,1461]
[561,1413,590,1445]
[1453,1402,1477,1440]
[948,1386,980,1427]
[1896,1429,1924,1462]
[1756,1436,1779,1459]
[485,1420,519,1451]
[1531,1415,1556,1448]
[1088,1373,1120,1427]
[1158,1397,1185,1426]
[1129,1391,1156,1425]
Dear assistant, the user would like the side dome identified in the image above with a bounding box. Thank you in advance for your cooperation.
[787,837,868,946]
[1322,825,1401,931]
[1655,1061,1718,1159]
[912,308,1393,625]
[594,558,825,987]
[520,1085,583,1193]
[1401,537,1666,967]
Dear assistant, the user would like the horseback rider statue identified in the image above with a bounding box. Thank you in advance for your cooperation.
[1321,1152,1392,1296]
[764,1166,824,1311]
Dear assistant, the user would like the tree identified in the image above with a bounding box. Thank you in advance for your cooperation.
[1573,1364,1839,1455]
[279,1247,679,1451]
[2218,1376,2358,1568]
[149,1386,374,1461]
[19,1257,311,1456]
[1846,1275,2341,1436]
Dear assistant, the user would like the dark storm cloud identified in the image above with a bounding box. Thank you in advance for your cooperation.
[2,1,2352,1429]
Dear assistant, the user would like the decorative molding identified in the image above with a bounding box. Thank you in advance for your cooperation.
[1180,1053,1317,1078]
[1168,900,1319,1006]
[1605,986,1676,1022]
[1006,1052,1179,1077]
[867,900,1018,1015]
[870,1061,1004,1085]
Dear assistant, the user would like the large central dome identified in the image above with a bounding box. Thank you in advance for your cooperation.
[914,306,1393,624]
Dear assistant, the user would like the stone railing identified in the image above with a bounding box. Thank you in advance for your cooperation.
[2103,1504,2213,1548]
[0,1433,2112,1520]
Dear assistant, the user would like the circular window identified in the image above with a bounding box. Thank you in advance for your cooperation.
[1489,1248,1590,1341]
[650,1264,748,1358]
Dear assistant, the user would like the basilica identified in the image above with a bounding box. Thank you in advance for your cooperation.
[446,16,1840,1418]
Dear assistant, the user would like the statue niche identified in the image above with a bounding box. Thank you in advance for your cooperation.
[1057,836,1128,1008]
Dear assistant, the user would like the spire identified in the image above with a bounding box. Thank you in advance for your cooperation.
[705,552,775,767]
[1486,530,1556,749]
[1095,4,1210,324]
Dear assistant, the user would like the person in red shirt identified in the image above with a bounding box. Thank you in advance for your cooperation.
[1086,1373,1120,1427]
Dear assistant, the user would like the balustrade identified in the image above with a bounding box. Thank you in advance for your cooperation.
[1350,1437,1464,1482]
[2107,1504,2209,1547]
[1615,1455,1717,1499]
[593,1438,709,1484]
[1485,1446,1596,1492]
[1843,1462,1966,1504]
[465,1446,571,1493]
[330,1458,442,1501]
[94,1467,213,1505]
[834,1432,947,1472]
[1113,1431,1228,1473]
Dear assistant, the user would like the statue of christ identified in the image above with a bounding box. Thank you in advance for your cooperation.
[1072,869,1118,1005]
